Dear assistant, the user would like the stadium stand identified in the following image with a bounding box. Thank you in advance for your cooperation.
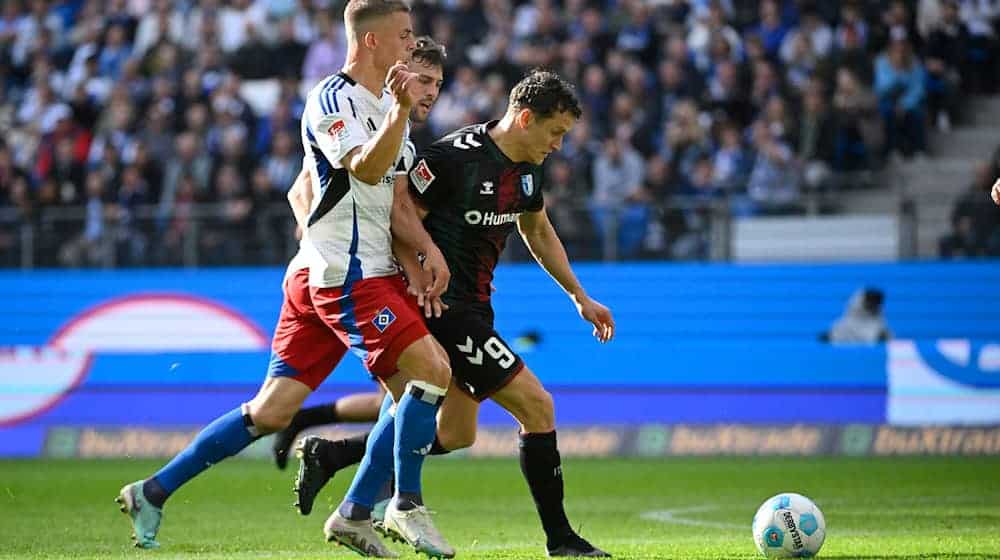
[1,0,999,267]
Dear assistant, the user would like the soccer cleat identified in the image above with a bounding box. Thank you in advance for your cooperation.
[115,481,163,549]
[271,425,301,470]
[382,500,455,558]
[371,498,392,538]
[547,533,611,557]
[293,435,335,515]
[324,511,399,558]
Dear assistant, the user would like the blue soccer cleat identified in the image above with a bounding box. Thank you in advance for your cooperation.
[115,480,163,549]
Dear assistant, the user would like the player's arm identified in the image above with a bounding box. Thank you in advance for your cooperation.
[991,177,1000,206]
[287,167,313,233]
[518,206,615,342]
[391,174,450,317]
[341,63,417,185]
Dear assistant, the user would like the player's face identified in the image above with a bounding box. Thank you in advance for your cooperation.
[523,110,577,165]
[372,11,416,71]
[407,60,443,123]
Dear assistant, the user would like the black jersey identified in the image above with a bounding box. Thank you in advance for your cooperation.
[408,121,544,309]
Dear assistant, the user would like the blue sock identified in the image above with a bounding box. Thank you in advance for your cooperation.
[149,406,257,505]
[393,382,446,509]
[341,399,396,519]
[378,391,394,417]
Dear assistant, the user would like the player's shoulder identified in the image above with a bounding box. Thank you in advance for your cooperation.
[306,72,363,114]
[428,122,491,159]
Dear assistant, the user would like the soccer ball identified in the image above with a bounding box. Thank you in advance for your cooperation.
[752,493,826,558]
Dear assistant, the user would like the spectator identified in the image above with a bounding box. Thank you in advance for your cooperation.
[662,99,710,181]
[940,161,1000,257]
[98,24,132,81]
[263,130,301,195]
[874,34,928,159]
[712,120,752,191]
[796,86,838,192]
[924,0,969,131]
[133,0,184,57]
[744,120,800,215]
[687,0,743,70]
[832,67,880,171]
[543,158,587,256]
[58,171,109,267]
[750,0,790,58]
[301,11,346,91]
[590,131,650,259]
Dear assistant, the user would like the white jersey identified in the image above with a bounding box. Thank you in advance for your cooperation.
[298,71,414,288]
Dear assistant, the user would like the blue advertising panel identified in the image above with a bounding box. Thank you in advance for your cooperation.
[1,261,997,456]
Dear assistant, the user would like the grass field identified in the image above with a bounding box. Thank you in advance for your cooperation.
[1,457,998,559]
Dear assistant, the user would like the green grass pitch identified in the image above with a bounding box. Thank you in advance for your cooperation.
[1,457,998,559]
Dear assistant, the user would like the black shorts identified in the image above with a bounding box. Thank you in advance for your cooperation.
[425,306,524,402]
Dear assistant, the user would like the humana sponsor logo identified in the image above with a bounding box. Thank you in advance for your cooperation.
[465,210,520,225]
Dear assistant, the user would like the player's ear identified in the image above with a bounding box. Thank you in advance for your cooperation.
[363,31,378,51]
[516,109,534,129]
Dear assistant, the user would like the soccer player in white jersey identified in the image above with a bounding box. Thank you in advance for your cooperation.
[116,3,455,557]
[272,37,448,473]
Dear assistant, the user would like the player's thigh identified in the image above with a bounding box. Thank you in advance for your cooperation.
[269,267,348,390]
[426,312,523,402]
[491,365,555,433]
[246,376,314,434]
[311,274,446,384]
[435,380,481,451]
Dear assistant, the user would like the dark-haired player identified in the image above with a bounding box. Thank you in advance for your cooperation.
[297,70,615,558]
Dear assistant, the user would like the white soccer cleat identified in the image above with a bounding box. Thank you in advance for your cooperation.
[382,500,455,558]
[324,511,399,558]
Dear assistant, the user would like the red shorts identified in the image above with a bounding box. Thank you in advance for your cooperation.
[267,268,428,389]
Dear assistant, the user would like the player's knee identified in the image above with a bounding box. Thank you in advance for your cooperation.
[249,405,294,435]
[410,352,451,388]
[437,425,476,451]
[520,388,555,433]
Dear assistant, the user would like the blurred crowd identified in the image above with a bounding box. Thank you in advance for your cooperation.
[1,0,1000,267]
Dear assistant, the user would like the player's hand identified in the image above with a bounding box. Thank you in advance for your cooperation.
[402,260,449,318]
[991,177,1000,206]
[386,61,418,110]
[574,294,615,343]
[420,247,451,318]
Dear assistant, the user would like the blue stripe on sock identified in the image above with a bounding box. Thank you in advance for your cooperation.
[153,407,255,496]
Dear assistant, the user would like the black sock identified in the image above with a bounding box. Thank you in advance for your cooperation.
[395,492,422,510]
[519,431,573,549]
[319,433,368,473]
[142,477,169,509]
[291,403,341,432]
[429,435,450,455]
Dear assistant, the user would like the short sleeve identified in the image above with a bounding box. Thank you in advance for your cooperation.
[305,91,368,170]
[396,140,417,176]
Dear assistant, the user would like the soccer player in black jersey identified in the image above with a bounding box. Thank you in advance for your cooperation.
[297,70,615,557]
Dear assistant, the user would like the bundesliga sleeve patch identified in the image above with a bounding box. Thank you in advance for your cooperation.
[410,159,436,193]
[327,119,348,141]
